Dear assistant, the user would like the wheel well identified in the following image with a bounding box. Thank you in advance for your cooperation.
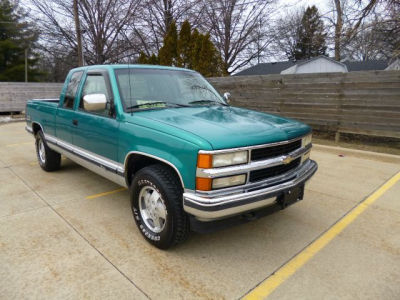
[125,153,183,188]
[32,123,42,135]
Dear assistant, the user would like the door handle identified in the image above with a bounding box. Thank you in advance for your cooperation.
[72,119,78,126]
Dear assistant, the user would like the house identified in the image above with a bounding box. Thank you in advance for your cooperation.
[344,60,389,72]
[234,61,295,76]
[234,56,389,76]
[385,58,400,71]
[281,56,347,74]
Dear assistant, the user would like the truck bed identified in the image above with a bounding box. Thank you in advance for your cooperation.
[26,99,59,136]
[30,98,59,103]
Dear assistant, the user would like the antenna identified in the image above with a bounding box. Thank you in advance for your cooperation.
[128,52,133,116]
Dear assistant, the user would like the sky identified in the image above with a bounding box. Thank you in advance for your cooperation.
[277,0,331,17]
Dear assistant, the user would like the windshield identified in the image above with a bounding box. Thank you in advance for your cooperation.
[114,68,227,111]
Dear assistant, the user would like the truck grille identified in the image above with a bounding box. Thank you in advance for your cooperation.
[249,158,301,183]
[251,140,302,161]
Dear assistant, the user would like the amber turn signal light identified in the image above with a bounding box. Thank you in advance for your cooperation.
[197,153,212,168]
[196,177,212,191]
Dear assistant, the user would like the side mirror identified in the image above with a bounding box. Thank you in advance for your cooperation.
[223,92,231,104]
[83,94,107,111]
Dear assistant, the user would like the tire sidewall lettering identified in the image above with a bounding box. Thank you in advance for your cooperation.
[132,177,168,243]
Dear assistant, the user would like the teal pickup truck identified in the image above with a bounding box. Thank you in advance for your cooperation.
[26,65,317,249]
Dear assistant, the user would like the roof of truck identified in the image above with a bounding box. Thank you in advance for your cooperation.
[71,64,196,73]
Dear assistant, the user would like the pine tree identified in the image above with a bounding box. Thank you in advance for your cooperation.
[138,51,159,65]
[190,29,202,71]
[0,0,42,81]
[292,5,327,60]
[138,51,149,64]
[197,33,222,77]
[148,53,159,65]
[159,21,178,66]
[143,20,224,77]
[177,20,191,67]
[192,32,223,77]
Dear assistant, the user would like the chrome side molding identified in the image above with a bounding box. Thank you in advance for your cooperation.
[26,123,185,188]
[44,133,124,175]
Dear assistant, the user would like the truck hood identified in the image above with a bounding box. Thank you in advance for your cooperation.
[130,106,311,149]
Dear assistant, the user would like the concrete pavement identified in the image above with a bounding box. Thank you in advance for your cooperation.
[1,122,399,299]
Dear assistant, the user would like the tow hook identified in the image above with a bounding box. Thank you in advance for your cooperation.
[242,212,257,221]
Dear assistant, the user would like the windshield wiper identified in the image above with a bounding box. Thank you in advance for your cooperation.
[126,101,189,110]
[188,99,227,106]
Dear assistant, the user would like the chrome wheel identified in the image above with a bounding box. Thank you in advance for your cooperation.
[138,185,167,233]
[38,138,46,164]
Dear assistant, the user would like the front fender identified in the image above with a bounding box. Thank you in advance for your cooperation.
[119,121,210,190]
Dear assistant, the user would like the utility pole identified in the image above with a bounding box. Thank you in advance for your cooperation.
[25,48,28,82]
[73,0,84,66]
[257,19,262,64]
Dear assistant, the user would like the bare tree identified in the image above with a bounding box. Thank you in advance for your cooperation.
[375,0,400,60]
[130,0,204,56]
[324,0,400,61]
[343,19,387,60]
[30,0,142,65]
[326,0,382,60]
[332,0,343,61]
[73,0,83,66]
[270,9,303,60]
[201,0,277,74]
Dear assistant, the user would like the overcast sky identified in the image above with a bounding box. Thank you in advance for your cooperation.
[278,0,330,15]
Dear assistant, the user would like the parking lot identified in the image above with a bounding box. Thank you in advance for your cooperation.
[1,121,399,299]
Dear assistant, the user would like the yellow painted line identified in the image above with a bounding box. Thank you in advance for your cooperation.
[5,142,31,147]
[244,171,400,300]
[85,187,127,200]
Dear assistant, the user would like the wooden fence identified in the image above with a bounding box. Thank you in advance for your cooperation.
[1,71,400,141]
[208,70,400,140]
[0,82,63,112]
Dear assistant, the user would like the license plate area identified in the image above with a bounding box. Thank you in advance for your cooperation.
[277,184,304,209]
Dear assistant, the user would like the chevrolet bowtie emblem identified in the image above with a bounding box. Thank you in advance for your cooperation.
[282,156,293,164]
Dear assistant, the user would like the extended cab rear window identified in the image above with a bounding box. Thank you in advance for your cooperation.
[63,71,83,109]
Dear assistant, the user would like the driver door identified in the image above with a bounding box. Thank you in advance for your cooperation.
[73,69,119,162]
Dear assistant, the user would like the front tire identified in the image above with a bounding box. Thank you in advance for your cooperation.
[130,164,189,249]
[35,131,61,172]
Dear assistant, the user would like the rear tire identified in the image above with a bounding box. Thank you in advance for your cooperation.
[35,131,61,172]
[130,164,189,249]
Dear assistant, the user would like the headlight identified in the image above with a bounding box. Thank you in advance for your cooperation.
[212,174,246,189]
[196,150,249,191]
[302,133,312,147]
[197,151,248,168]
[213,151,248,167]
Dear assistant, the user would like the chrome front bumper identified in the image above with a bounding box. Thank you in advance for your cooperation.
[183,159,318,221]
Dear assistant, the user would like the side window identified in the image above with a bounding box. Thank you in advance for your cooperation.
[63,71,83,109]
[79,74,111,117]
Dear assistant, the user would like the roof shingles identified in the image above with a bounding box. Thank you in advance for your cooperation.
[234,59,388,76]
